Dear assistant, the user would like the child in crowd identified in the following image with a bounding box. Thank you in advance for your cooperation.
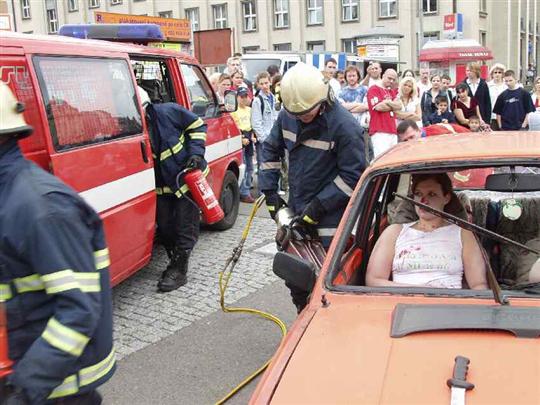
[231,88,255,203]
[427,96,456,125]
[493,70,536,130]
[468,115,482,132]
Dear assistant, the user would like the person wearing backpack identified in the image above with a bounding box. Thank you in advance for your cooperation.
[251,71,278,180]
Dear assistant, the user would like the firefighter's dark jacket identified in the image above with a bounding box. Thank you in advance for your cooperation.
[0,139,115,404]
[259,102,366,246]
[146,103,208,198]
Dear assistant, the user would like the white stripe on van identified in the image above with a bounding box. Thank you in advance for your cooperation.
[79,136,242,214]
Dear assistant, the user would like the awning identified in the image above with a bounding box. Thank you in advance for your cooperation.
[419,39,493,62]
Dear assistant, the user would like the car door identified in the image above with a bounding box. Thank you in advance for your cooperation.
[32,55,155,285]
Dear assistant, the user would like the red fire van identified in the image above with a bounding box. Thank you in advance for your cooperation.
[0,28,242,286]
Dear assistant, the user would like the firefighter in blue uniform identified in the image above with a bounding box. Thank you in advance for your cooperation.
[0,84,115,403]
[259,63,366,312]
[139,90,207,292]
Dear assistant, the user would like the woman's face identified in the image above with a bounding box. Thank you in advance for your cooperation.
[457,87,468,101]
[346,70,359,86]
[535,79,540,92]
[404,71,414,78]
[466,67,478,80]
[431,76,441,90]
[401,81,413,96]
[218,79,232,95]
[232,73,244,87]
[412,178,451,220]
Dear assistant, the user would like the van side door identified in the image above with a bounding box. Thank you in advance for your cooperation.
[32,55,155,285]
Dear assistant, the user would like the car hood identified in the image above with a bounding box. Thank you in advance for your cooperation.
[269,295,540,404]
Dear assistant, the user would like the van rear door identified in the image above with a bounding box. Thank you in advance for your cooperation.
[32,55,155,285]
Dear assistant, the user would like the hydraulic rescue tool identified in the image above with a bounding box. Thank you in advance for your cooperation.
[0,301,13,399]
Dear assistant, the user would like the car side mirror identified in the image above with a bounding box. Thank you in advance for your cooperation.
[273,252,317,292]
[222,90,238,113]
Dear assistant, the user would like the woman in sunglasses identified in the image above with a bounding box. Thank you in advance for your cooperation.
[487,63,507,130]
[452,83,483,129]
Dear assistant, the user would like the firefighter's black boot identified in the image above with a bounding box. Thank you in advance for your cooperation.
[158,248,190,292]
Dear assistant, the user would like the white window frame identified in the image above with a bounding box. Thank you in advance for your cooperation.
[341,0,358,22]
[342,38,356,54]
[422,0,437,14]
[88,0,100,9]
[307,40,325,52]
[274,0,289,29]
[111,0,122,5]
[21,0,31,19]
[213,4,228,29]
[242,1,257,32]
[307,0,323,25]
[159,11,173,18]
[378,0,397,18]
[185,8,199,32]
[67,0,78,12]
[47,8,58,34]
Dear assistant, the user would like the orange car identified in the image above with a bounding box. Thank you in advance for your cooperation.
[251,131,540,404]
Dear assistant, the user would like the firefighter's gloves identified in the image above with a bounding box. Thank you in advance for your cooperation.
[3,385,29,405]
[186,155,204,170]
[299,198,325,227]
[265,192,287,220]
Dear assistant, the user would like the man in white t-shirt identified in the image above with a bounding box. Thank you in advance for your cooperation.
[361,61,382,88]
[417,67,431,99]
[323,57,342,97]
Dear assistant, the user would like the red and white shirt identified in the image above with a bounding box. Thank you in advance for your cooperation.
[367,85,397,135]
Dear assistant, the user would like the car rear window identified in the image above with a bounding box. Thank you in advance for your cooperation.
[33,56,143,151]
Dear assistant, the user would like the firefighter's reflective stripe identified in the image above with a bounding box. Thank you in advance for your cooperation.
[42,270,80,294]
[301,139,333,151]
[303,215,318,225]
[333,175,354,197]
[160,134,185,161]
[48,348,116,399]
[189,132,207,141]
[94,248,110,270]
[317,227,337,237]
[75,273,101,293]
[14,274,43,293]
[156,166,210,197]
[42,318,90,357]
[185,118,204,131]
[261,161,281,170]
[267,206,276,213]
[283,130,296,142]
[0,284,11,300]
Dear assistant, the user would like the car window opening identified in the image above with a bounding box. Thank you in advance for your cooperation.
[332,165,540,298]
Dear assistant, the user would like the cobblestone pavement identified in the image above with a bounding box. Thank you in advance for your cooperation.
[112,214,278,360]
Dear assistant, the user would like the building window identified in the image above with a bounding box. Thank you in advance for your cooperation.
[67,0,78,12]
[479,30,487,46]
[341,0,358,22]
[21,0,31,19]
[243,45,260,53]
[342,38,356,53]
[378,0,397,18]
[213,4,228,29]
[420,31,439,47]
[274,43,292,51]
[242,1,257,32]
[46,8,58,34]
[307,0,323,25]
[274,0,289,29]
[307,40,325,52]
[111,0,122,5]
[88,0,100,8]
[422,0,437,14]
[159,11,173,18]
[185,8,199,31]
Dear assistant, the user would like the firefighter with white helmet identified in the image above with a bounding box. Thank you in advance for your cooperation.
[0,82,115,404]
[259,63,367,312]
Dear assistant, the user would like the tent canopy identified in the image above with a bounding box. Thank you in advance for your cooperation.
[420,39,493,62]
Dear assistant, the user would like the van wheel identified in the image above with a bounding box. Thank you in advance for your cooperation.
[209,170,239,231]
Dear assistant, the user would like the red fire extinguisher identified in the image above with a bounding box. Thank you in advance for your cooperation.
[182,169,225,225]
[0,301,13,397]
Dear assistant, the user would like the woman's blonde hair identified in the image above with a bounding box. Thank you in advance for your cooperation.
[398,77,417,99]
[467,62,481,78]
[489,63,506,78]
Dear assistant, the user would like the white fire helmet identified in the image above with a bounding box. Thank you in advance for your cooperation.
[280,62,329,115]
[0,82,33,139]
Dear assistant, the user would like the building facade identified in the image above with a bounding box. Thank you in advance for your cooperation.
[3,0,540,80]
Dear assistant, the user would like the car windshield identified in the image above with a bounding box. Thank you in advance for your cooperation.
[243,59,280,82]
[329,165,540,299]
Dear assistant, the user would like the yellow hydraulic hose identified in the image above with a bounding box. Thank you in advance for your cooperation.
[215,195,288,405]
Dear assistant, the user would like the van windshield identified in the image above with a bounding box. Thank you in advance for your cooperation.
[243,59,281,82]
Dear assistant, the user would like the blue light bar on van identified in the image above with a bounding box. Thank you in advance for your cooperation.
[58,24,165,44]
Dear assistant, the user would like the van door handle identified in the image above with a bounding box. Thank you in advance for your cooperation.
[140,140,149,163]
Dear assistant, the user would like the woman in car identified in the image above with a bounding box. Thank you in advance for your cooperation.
[366,173,488,289]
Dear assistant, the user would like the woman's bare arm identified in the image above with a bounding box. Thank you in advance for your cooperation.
[461,229,488,290]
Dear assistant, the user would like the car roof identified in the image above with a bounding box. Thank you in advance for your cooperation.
[370,131,540,171]
[0,31,198,64]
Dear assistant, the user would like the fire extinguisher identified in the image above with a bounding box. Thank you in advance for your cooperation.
[180,169,225,225]
[0,301,13,399]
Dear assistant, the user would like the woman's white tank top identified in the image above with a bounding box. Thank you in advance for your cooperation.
[392,222,464,288]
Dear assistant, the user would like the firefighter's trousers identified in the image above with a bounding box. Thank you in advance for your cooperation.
[156,194,200,251]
